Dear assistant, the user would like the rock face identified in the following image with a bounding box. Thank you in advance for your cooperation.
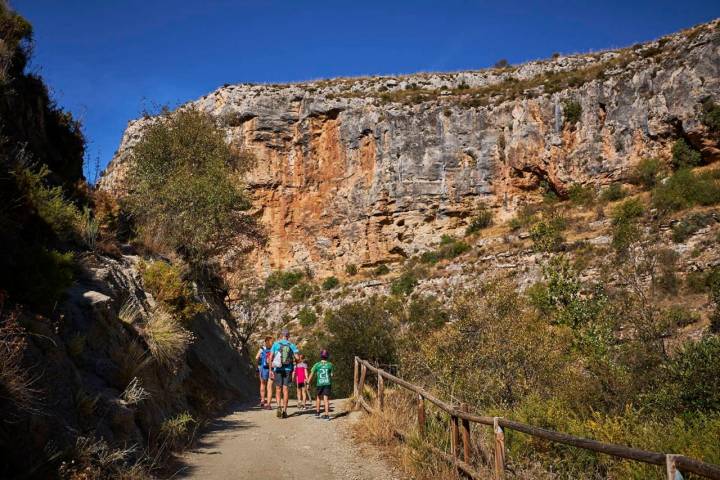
[100,20,720,278]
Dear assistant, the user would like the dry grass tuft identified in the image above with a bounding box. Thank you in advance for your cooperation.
[0,305,40,419]
[144,307,194,368]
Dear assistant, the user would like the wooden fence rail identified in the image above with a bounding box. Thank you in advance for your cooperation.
[353,357,720,480]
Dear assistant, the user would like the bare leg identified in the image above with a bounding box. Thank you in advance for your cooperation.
[282,385,289,413]
[296,384,301,407]
[323,395,330,416]
[315,394,320,414]
[259,379,266,405]
[266,379,274,407]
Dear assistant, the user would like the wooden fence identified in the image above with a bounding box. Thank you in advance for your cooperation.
[353,357,720,480]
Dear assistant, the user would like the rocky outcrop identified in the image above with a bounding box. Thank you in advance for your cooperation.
[0,253,255,477]
[100,20,720,279]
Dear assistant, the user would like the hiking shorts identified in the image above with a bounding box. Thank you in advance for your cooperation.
[297,382,305,389]
[259,366,269,381]
[274,369,292,387]
[316,385,331,398]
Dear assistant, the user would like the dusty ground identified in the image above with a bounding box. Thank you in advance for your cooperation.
[173,399,401,480]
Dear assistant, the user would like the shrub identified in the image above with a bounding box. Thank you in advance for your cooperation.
[632,158,663,189]
[529,214,566,252]
[671,138,702,169]
[652,169,720,212]
[599,183,626,202]
[140,260,204,322]
[508,205,539,230]
[297,307,317,327]
[12,164,80,240]
[160,411,196,450]
[563,100,582,126]
[671,212,715,243]
[126,107,257,262]
[701,98,720,133]
[290,282,316,302]
[568,183,596,206]
[610,198,645,252]
[144,307,194,368]
[8,248,75,308]
[345,264,358,276]
[321,276,339,290]
[0,308,37,420]
[660,336,720,412]
[465,205,493,235]
[318,296,398,395]
[265,270,303,290]
[662,306,700,328]
[391,271,418,296]
[374,264,390,276]
[494,58,509,68]
[421,236,471,263]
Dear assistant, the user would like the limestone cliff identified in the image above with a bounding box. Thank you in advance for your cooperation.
[100,20,720,278]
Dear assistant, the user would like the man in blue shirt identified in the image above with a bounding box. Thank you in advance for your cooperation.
[270,329,299,418]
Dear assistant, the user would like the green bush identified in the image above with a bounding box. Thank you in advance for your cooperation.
[290,282,316,302]
[316,296,398,395]
[345,264,358,276]
[508,205,539,230]
[610,198,645,252]
[671,212,715,243]
[9,248,75,308]
[297,307,317,327]
[12,164,80,240]
[126,107,256,262]
[568,183,596,206]
[671,138,702,169]
[529,214,566,252]
[140,260,204,322]
[599,183,626,202]
[465,205,493,235]
[662,305,700,328]
[652,169,720,212]
[265,270,303,290]
[632,158,663,189]
[391,271,418,296]
[321,276,339,290]
[420,236,471,263]
[563,100,582,126]
[702,98,720,133]
[373,264,390,276]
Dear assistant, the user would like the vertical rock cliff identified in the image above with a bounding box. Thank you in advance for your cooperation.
[100,20,720,278]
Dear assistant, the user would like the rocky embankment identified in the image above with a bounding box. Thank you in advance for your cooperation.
[101,20,720,282]
[2,253,255,476]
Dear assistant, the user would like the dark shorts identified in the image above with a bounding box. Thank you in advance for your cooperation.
[273,369,292,387]
[316,385,331,398]
[297,382,305,388]
[259,366,269,381]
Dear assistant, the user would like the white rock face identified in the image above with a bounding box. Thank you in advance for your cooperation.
[100,21,720,277]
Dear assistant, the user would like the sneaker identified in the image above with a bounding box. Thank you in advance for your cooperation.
[282,411,288,419]
[314,411,321,417]
[276,407,282,418]
[321,414,330,420]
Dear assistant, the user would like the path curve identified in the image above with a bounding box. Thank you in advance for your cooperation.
[174,400,400,480]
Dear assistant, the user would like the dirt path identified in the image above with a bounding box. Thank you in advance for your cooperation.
[173,400,400,480]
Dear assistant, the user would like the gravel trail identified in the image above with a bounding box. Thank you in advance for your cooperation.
[174,400,401,480]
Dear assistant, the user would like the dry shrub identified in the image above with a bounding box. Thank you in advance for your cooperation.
[112,338,153,388]
[0,305,39,420]
[58,436,151,480]
[159,411,197,451]
[144,308,193,368]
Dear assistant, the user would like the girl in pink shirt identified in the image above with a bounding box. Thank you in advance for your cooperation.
[293,355,309,409]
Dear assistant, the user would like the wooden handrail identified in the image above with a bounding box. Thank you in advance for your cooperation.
[354,357,720,480]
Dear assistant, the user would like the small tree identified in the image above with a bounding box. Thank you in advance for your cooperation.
[671,138,701,169]
[126,107,258,263]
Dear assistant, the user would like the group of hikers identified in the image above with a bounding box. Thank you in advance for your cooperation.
[255,329,334,420]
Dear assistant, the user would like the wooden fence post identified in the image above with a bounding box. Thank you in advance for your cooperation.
[460,403,471,464]
[450,414,460,464]
[353,357,359,398]
[666,454,682,480]
[417,394,426,437]
[494,417,505,480]
[377,372,385,411]
[358,364,367,395]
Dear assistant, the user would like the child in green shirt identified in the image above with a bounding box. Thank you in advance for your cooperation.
[308,349,333,420]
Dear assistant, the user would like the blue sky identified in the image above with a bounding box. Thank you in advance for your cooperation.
[13,0,720,181]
